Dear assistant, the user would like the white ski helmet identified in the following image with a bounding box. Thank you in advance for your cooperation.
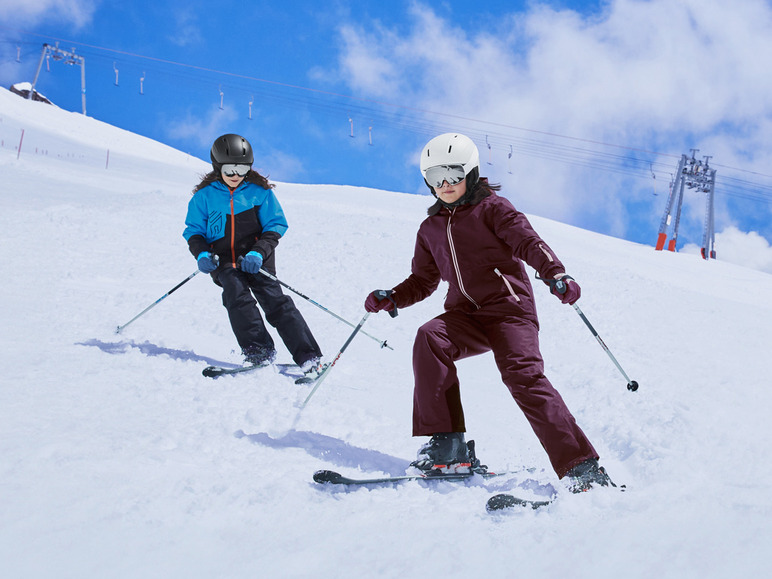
[420,133,480,188]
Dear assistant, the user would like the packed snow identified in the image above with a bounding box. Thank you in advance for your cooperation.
[1,86,771,578]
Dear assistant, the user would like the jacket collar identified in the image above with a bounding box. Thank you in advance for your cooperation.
[211,180,246,195]
[427,179,493,216]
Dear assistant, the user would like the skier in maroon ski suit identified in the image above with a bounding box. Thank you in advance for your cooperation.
[365,133,612,490]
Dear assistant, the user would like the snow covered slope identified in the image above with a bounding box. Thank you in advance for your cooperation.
[1,87,771,578]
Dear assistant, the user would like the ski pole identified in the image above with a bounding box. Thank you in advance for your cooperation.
[300,312,372,409]
[257,268,393,350]
[571,303,639,392]
[540,273,638,392]
[116,270,200,334]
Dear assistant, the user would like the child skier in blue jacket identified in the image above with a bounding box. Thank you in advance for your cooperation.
[183,134,323,377]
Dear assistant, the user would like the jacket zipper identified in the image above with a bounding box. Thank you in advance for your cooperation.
[447,209,480,309]
[494,268,521,302]
[538,243,555,263]
[229,191,237,267]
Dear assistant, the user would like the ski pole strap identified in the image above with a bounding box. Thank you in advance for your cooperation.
[374,289,399,317]
[535,272,574,294]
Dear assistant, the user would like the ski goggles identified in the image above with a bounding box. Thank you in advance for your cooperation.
[221,164,251,177]
[424,164,466,188]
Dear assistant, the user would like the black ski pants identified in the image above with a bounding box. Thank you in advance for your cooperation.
[215,266,322,367]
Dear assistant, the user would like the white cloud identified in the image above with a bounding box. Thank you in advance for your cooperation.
[520,0,772,129]
[0,0,98,28]
[163,105,305,183]
[254,150,306,184]
[332,0,772,267]
[337,24,402,98]
[683,226,772,273]
[165,105,238,149]
[716,227,771,273]
[167,10,202,48]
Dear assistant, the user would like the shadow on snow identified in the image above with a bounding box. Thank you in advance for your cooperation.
[235,429,408,476]
[235,429,559,499]
[76,338,235,367]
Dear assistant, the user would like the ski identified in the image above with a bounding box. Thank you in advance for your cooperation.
[486,493,554,512]
[278,363,316,384]
[315,469,558,511]
[202,361,272,378]
[291,363,330,385]
[202,361,309,382]
[313,468,511,486]
[486,473,625,512]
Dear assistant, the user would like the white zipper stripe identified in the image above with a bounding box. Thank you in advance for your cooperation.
[538,243,554,263]
[447,210,480,309]
[494,268,521,302]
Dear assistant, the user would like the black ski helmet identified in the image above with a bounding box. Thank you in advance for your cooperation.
[210,133,254,169]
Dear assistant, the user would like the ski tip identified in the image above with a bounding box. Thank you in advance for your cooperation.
[202,366,220,378]
[313,470,343,484]
[486,493,553,513]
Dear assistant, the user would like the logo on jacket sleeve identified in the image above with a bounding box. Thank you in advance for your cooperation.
[208,210,224,239]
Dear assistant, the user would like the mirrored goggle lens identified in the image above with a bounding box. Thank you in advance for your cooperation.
[425,165,466,188]
[222,164,251,177]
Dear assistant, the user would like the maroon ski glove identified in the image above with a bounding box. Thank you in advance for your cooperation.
[364,289,397,314]
[551,275,581,305]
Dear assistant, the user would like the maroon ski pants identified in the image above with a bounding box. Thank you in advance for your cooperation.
[411,308,597,478]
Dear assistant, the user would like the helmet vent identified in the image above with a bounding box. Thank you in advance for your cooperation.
[419,132,479,183]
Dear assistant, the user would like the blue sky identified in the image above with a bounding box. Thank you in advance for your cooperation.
[2,0,772,272]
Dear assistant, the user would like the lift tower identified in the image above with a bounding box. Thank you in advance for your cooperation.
[655,150,716,260]
[29,43,86,115]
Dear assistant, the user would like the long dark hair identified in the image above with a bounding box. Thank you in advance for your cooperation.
[470,176,501,197]
[192,168,274,194]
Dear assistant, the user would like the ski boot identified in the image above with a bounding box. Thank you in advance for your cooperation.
[566,458,615,493]
[410,432,486,476]
[300,358,327,381]
[243,347,276,367]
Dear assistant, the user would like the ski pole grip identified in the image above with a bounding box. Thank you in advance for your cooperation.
[534,272,572,294]
[374,289,398,318]
[554,275,574,295]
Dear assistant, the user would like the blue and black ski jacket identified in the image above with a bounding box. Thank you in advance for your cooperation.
[183,180,288,269]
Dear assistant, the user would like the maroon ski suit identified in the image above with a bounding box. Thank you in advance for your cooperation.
[390,184,597,478]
